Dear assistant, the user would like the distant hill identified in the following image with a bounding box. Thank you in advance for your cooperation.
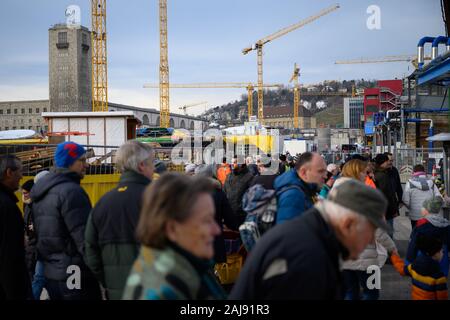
[203,79,376,127]
[315,105,344,128]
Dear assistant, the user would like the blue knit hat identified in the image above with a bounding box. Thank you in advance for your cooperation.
[55,142,86,168]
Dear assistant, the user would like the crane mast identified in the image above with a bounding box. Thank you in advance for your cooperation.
[159,0,170,128]
[242,4,340,123]
[91,0,108,112]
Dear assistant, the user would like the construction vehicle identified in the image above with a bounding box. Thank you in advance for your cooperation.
[91,0,108,112]
[242,4,340,123]
[144,82,283,120]
[178,101,208,115]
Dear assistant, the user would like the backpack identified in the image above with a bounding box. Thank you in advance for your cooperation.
[239,184,302,252]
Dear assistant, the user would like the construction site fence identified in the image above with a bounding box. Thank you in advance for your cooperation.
[0,143,186,176]
[1,143,185,208]
[393,147,447,186]
[321,147,448,189]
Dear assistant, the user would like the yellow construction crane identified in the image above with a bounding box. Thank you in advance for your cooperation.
[335,55,432,69]
[159,0,170,128]
[289,63,301,129]
[242,4,340,123]
[143,82,283,121]
[91,0,108,112]
[178,101,208,115]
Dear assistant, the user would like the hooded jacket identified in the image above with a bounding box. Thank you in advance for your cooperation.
[406,214,450,276]
[403,172,442,221]
[30,169,92,281]
[274,170,318,224]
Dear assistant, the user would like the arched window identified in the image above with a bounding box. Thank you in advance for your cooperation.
[142,115,150,126]
[169,118,175,128]
[180,120,186,129]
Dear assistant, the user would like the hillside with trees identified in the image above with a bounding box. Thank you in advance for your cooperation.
[204,79,376,127]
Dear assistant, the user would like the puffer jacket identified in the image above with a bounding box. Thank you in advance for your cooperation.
[406,214,450,276]
[84,170,151,300]
[30,169,92,281]
[403,172,442,221]
[342,229,397,271]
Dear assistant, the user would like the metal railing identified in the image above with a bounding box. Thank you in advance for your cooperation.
[0,143,185,176]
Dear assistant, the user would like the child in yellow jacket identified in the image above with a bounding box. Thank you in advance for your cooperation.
[391,234,448,300]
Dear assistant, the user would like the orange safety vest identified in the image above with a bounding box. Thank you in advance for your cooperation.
[217,164,231,186]
[365,176,376,189]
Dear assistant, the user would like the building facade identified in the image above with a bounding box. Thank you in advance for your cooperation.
[109,103,207,130]
[263,105,316,129]
[344,97,364,129]
[0,100,49,132]
[49,24,92,112]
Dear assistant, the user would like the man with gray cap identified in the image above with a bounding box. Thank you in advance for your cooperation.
[230,179,390,300]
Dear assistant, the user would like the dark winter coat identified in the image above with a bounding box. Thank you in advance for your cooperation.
[374,167,399,220]
[223,167,254,223]
[30,169,92,281]
[0,183,30,300]
[406,215,450,276]
[250,174,278,190]
[84,171,151,300]
[24,203,38,277]
[387,166,403,204]
[274,170,318,224]
[212,186,240,263]
[229,207,348,300]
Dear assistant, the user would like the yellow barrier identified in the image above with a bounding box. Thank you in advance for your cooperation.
[16,174,120,212]
[16,165,185,212]
[214,253,243,285]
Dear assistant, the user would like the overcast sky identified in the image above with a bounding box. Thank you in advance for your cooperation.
[0,0,445,115]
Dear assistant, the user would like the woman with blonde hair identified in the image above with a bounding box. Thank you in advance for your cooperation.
[341,159,368,182]
[335,159,398,300]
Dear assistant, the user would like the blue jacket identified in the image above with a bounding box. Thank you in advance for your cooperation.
[274,170,318,224]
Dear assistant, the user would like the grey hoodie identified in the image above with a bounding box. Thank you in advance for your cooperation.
[402,174,442,221]
[425,214,450,228]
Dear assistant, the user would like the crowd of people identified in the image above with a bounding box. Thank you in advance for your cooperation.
[1,141,449,300]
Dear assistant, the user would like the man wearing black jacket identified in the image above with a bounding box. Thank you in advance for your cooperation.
[31,142,101,300]
[230,180,390,300]
[0,155,30,300]
[384,152,403,204]
[84,141,154,300]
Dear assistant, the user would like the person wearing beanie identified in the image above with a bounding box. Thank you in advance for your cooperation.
[373,153,399,237]
[404,195,450,279]
[30,142,101,300]
[391,234,448,300]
